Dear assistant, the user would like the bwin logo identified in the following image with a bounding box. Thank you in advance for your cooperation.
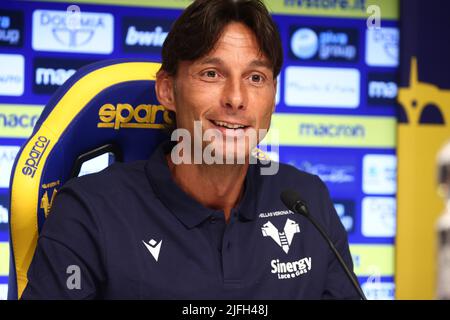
[261,218,300,254]
[125,25,168,47]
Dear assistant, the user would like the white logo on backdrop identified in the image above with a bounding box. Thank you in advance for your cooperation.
[365,27,399,67]
[32,9,113,54]
[0,54,24,96]
[0,146,20,188]
[368,80,398,99]
[285,66,360,108]
[35,67,76,86]
[125,25,168,47]
[0,205,8,224]
[291,28,318,59]
[362,154,397,195]
[0,284,8,300]
[362,197,396,237]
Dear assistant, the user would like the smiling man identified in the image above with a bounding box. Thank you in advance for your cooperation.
[21,0,360,299]
[156,18,278,221]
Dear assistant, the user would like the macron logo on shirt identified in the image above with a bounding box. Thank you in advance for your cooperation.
[142,239,162,262]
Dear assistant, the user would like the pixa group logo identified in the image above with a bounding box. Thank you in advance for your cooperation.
[32,9,113,54]
[290,26,358,62]
[0,9,24,47]
[122,17,171,54]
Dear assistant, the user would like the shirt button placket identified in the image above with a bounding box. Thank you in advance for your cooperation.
[221,210,241,289]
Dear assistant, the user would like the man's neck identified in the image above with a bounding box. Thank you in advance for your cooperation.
[166,155,248,222]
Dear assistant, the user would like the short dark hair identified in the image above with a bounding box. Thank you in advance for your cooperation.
[160,0,283,78]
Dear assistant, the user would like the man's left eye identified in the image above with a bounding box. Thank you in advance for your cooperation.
[250,74,264,83]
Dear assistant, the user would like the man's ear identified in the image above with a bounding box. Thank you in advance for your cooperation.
[155,71,176,112]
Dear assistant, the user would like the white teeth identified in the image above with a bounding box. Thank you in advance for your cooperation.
[212,120,245,129]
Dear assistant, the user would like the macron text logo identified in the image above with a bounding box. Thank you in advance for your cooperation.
[35,67,76,86]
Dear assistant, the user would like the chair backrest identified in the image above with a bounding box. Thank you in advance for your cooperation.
[7,59,171,299]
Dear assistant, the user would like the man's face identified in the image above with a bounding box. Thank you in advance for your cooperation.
[158,22,277,162]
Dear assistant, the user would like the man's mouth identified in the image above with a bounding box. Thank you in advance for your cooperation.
[210,120,248,130]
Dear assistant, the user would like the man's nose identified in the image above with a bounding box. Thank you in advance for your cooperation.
[221,77,247,111]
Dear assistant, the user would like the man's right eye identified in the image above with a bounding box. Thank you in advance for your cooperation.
[204,70,217,78]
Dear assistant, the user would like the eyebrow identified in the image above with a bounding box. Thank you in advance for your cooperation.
[248,59,272,70]
[198,57,224,66]
[198,57,272,70]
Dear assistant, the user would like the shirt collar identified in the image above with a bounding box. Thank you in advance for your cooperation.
[145,141,262,228]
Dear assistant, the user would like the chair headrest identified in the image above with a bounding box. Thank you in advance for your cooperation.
[9,59,171,298]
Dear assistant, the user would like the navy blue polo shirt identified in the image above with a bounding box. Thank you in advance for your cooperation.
[22,142,359,299]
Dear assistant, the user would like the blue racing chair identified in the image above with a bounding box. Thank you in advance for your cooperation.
[7,59,171,299]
